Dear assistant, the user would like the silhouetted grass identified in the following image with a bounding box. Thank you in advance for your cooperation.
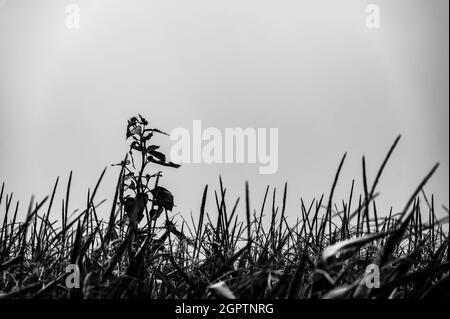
[0,123,448,299]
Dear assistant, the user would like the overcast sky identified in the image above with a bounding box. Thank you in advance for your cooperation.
[0,0,448,223]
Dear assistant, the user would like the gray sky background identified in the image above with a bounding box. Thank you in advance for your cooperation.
[0,0,448,223]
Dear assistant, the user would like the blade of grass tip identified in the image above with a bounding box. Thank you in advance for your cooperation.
[427,206,432,250]
[307,195,322,245]
[0,183,4,211]
[20,196,48,272]
[418,205,423,242]
[387,207,393,230]
[373,201,379,233]
[31,204,37,258]
[276,224,290,255]
[214,190,224,247]
[60,199,65,257]
[163,208,174,257]
[39,177,59,255]
[346,180,355,237]
[255,186,269,239]
[228,197,241,238]
[105,155,127,243]
[271,207,279,249]
[0,194,11,263]
[228,197,240,233]
[313,199,319,240]
[89,167,107,205]
[300,198,316,235]
[414,202,420,248]
[0,194,12,253]
[407,203,415,252]
[90,202,106,258]
[398,163,439,223]
[381,207,393,247]
[22,196,35,252]
[188,211,198,238]
[413,202,420,247]
[298,199,310,240]
[89,190,94,238]
[278,182,287,245]
[245,181,251,246]
[71,221,82,264]
[362,156,371,234]
[216,193,227,248]
[65,171,72,228]
[230,215,240,248]
[89,193,94,238]
[233,221,244,250]
[6,201,19,259]
[319,153,347,247]
[194,185,208,261]
[218,175,230,241]
[333,203,344,225]
[356,195,362,237]
[149,172,161,235]
[82,188,90,232]
[269,187,277,242]
[431,195,436,252]
[341,201,348,239]
[421,189,432,211]
[281,216,295,249]
[368,135,401,204]
[318,217,327,247]
[3,193,13,223]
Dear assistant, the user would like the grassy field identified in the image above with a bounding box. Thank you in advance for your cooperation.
[0,115,448,299]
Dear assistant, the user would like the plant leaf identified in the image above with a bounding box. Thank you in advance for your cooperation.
[150,186,174,211]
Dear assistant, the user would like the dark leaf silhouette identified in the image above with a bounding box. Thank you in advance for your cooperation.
[123,193,148,223]
[145,128,168,136]
[149,150,166,162]
[150,186,174,211]
[147,145,160,151]
[138,114,148,125]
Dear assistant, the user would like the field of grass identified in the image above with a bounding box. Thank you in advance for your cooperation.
[0,115,448,299]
